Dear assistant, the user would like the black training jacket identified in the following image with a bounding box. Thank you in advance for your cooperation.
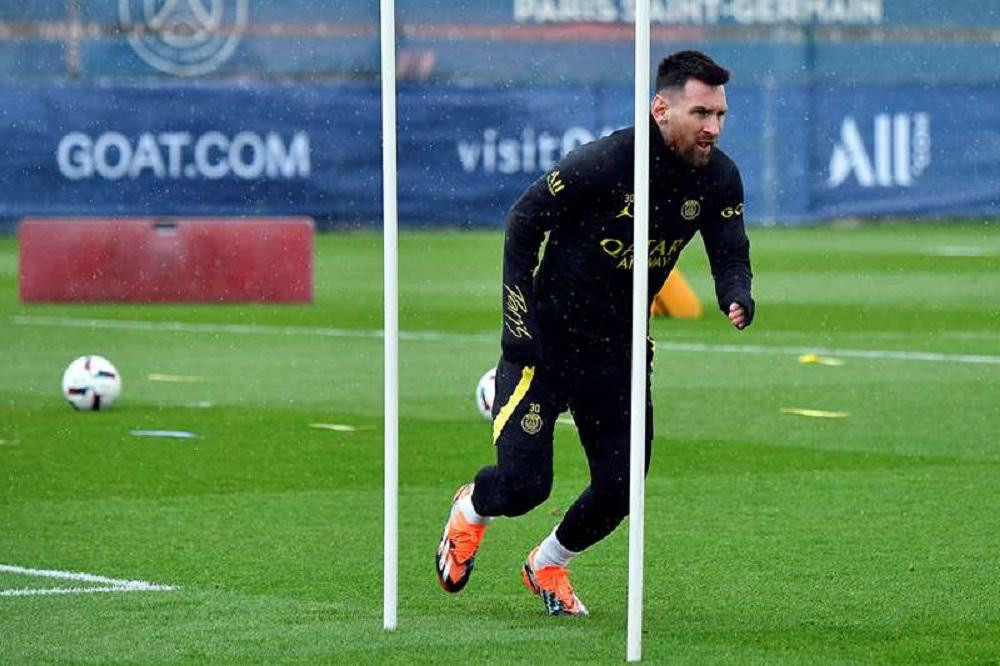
[500,117,754,365]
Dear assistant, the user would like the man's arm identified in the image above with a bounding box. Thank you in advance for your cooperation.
[701,165,755,329]
[500,163,587,364]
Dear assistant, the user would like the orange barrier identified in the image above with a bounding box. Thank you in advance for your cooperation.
[650,269,702,319]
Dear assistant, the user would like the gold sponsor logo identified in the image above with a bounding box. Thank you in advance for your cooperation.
[503,283,532,339]
[616,193,634,219]
[681,199,701,221]
[721,203,745,218]
[546,170,565,196]
[521,403,543,434]
[599,237,687,270]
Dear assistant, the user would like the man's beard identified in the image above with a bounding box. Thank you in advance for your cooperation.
[666,134,713,168]
[680,142,712,167]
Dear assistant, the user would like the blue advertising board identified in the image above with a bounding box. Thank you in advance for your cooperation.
[809,83,1000,219]
[0,82,379,220]
[0,80,997,227]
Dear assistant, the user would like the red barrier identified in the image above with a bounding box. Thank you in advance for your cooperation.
[19,218,313,303]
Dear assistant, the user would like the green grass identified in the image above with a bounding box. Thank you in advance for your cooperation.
[1,222,998,663]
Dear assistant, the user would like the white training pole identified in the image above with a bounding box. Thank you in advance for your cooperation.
[380,0,399,632]
[627,0,651,661]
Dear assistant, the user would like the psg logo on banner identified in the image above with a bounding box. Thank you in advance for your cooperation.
[119,0,250,77]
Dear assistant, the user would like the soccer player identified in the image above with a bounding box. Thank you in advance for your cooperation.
[436,50,754,616]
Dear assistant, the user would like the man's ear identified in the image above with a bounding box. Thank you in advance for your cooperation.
[651,93,669,122]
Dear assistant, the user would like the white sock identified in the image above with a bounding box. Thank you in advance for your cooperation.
[458,489,495,525]
[532,527,579,569]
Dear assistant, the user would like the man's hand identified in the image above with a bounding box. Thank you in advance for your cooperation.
[728,302,748,330]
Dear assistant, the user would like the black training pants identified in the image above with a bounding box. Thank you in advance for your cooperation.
[471,351,653,553]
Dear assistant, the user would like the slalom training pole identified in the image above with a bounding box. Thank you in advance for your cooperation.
[627,0,651,660]
[380,0,399,632]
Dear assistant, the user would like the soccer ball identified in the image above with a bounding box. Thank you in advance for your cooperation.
[61,355,122,411]
[474,366,497,421]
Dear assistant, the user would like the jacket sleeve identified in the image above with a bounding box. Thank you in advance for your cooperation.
[700,166,755,325]
[500,164,585,364]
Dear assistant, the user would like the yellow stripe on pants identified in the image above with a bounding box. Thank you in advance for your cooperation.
[492,365,535,444]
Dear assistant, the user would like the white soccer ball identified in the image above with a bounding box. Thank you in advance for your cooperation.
[61,355,122,411]
[474,366,497,421]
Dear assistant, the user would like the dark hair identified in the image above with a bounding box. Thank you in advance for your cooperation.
[655,50,730,93]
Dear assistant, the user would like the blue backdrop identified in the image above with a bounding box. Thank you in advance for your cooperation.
[1,81,997,227]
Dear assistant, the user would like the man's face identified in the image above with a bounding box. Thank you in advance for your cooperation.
[651,79,728,167]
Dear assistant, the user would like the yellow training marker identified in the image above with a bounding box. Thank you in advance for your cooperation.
[780,407,849,419]
[148,373,204,382]
[798,353,844,366]
[308,423,374,433]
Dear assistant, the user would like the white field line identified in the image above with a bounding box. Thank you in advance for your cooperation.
[10,314,491,343]
[2,585,175,597]
[10,315,1000,366]
[0,563,176,597]
[926,246,998,257]
[650,341,1000,366]
[832,330,999,342]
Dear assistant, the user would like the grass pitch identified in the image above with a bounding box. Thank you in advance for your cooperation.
[1,222,998,663]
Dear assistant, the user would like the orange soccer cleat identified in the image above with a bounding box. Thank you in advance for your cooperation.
[521,547,589,617]
[435,484,488,593]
